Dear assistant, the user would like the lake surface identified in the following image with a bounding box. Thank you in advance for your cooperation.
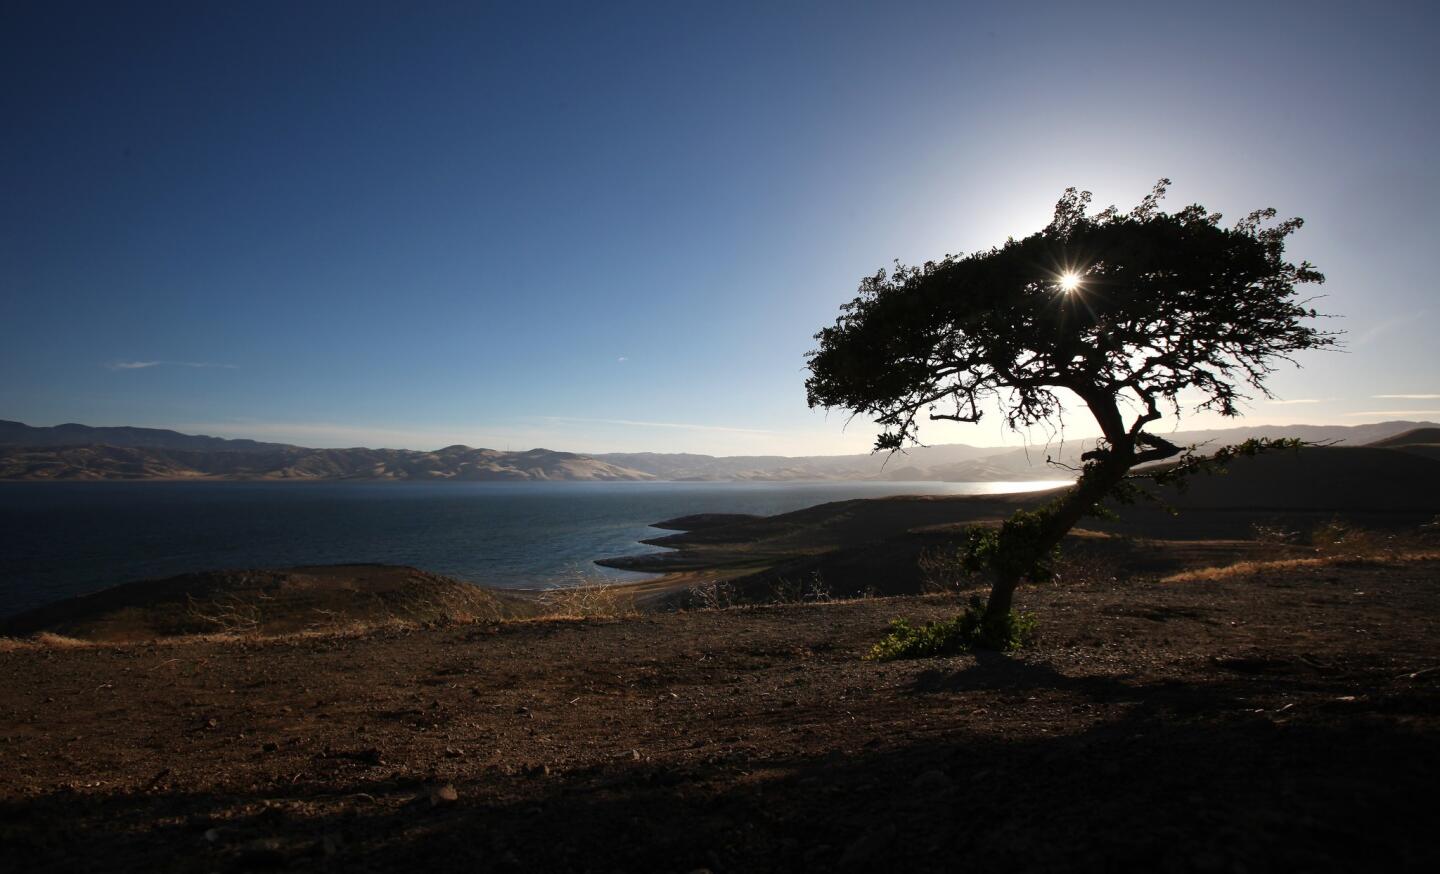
[0,480,1069,616]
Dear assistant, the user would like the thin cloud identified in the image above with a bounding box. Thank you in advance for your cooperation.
[545,416,770,434]
[1342,410,1440,418]
[617,356,629,363]
[1267,398,1331,405]
[106,360,236,370]
[1373,393,1440,400]
[1352,314,1417,347]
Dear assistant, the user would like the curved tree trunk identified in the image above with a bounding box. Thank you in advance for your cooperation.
[981,447,1134,628]
[976,386,1190,633]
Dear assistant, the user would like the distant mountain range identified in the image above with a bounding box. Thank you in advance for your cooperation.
[0,419,292,453]
[1,418,1436,482]
[606,421,1440,481]
[0,421,650,481]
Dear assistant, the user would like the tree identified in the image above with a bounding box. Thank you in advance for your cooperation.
[805,180,1334,641]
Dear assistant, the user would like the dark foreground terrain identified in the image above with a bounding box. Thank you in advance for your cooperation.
[3,555,1438,872]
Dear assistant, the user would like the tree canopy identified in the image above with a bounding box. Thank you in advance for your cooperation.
[806,180,1333,461]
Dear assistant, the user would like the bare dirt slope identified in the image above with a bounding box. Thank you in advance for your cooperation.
[0,565,539,642]
[2,557,1437,873]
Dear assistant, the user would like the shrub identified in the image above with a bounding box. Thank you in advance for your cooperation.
[867,597,1037,660]
[687,580,738,610]
[1309,517,1388,557]
[768,570,830,604]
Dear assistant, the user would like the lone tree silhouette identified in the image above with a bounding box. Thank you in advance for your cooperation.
[806,180,1334,641]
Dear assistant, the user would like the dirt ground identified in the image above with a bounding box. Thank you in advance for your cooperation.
[2,555,1437,872]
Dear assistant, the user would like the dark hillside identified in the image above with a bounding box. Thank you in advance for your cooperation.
[1368,426,1440,447]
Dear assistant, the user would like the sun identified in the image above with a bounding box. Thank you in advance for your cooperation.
[1058,271,1081,293]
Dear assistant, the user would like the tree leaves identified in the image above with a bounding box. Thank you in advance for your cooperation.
[805,180,1336,453]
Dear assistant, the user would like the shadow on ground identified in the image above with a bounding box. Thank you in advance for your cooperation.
[5,661,1434,874]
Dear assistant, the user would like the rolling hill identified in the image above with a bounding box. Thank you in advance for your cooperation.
[0,442,654,482]
[599,420,1440,481]
[1367,427,1440,462]
[0,419,292,453]
[2,418,1436,482]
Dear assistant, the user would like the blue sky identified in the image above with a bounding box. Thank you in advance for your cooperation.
[2,1,1437,454]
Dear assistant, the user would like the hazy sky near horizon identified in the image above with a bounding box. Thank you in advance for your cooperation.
[3,1,1437,454]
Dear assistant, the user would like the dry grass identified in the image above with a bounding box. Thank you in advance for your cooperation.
[535,580,639,619]
[685,579,740,610]
[0,632,94,652]
[1162,550,1440,584]
[184,591,265,633]
[391,581,515,625]
[675,569,854,611]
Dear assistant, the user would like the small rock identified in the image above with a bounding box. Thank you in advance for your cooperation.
[428,783,459,806]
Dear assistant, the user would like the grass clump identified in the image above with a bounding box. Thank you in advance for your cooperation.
[536,580,637,619]
[867,597,1036,660]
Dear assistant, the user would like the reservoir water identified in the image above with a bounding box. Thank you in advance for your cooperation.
[0,479,1069,616]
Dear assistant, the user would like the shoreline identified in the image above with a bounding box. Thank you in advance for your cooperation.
[0,481,1075,619]
[8,438,1440,636]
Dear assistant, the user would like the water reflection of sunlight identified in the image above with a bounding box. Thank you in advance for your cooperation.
[963,479,1073,495]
